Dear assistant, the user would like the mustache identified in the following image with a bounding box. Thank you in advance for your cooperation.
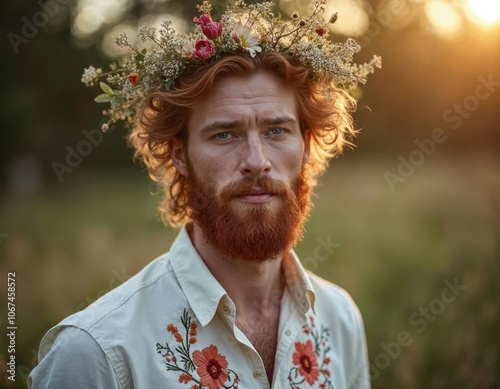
[219,176,290,200]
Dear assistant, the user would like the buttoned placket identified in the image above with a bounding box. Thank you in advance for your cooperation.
[272,286,309,389]
[219,296,272,388]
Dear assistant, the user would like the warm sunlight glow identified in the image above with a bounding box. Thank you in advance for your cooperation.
[326,0,369,37]
[425,0,462,38]
[73,0,130,38]
[467,0,500,25]
[280,0,369,37]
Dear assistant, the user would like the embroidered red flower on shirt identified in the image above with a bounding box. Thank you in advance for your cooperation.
[156,309,239,388]
[190,321,198,344]
[179,373,193,383]
[193,345,229,389]
[292,340,320,385]
[288,315,333,388]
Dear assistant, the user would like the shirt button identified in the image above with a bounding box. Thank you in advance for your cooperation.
[285,330,291,336]
[253,370,262,379]
[223,305,231,314]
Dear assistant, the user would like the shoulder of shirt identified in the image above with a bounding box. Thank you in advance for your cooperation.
[54,251,175,333]
[34,250,181,388]
[305,270,364,330]
[29,326,122,389]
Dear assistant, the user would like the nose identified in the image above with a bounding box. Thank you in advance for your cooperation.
[239,134,271,177]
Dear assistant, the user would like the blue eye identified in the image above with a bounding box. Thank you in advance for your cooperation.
[270,128,285,135]
[215,132,230,139]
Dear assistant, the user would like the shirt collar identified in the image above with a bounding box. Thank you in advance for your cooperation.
[170,224,316,326]
[284,249,316,315]
[169,224,227,327]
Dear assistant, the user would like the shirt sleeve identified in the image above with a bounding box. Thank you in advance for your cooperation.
[28,326,122,389]
[348,312,371,389]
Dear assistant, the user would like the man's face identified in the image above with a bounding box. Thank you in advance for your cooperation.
[173,71,311,262]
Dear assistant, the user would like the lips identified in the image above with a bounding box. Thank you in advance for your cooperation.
[235,188,275,203]
[220,177,286,203]
[238,188,274,196]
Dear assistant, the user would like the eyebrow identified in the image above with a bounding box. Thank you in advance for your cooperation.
[199,115,298,134]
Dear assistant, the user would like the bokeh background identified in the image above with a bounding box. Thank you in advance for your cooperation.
[1,0,499,387]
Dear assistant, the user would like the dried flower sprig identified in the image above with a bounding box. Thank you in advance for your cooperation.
[82,0,381,131]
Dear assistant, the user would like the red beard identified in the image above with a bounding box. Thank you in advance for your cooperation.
[186,166,311,263]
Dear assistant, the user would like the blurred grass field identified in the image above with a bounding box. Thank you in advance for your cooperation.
[1,153,499,388]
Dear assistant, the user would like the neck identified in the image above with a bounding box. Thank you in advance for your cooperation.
[188,222,286,319]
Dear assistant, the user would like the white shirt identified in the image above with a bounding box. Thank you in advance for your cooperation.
[29,225,370,389]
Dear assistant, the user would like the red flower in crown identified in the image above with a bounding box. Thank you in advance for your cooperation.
[127,72,141,86]
[314,27,327,36]
[194,14,223,40]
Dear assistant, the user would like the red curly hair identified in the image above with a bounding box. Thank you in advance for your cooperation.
[128,52,357,226]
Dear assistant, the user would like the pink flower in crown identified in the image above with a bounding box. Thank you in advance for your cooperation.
[194,14,223,40]
[193,14,212,26]
[202,22,223,40]
[194,39,216,60]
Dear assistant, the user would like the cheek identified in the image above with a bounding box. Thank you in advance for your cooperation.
[276,141,306,176]
[187,144,235,183]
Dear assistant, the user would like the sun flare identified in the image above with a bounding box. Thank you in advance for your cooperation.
[467,0,500,25]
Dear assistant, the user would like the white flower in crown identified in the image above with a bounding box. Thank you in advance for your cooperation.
[178,38,196,61]
[232,21,262,58]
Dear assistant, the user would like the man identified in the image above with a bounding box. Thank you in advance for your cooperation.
[30,1,379,387]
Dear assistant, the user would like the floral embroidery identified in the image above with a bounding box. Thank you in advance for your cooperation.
[193,345,229,389]
[292,340,320,385]
[288,315,333,388]
[157,309,239,388]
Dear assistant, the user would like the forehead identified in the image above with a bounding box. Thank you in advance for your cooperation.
[188,72,298,129]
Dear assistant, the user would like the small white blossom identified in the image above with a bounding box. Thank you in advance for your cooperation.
[138,24,157,42]
[81,66,102,86]
[114,33,130,48]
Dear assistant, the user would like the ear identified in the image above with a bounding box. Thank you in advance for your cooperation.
[302,130,311,165]
[171,138,188,177]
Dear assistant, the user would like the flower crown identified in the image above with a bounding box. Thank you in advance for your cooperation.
[81,0,381,131]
